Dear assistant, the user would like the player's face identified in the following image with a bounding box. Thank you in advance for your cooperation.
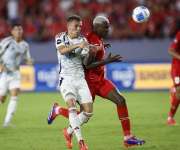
[96,21,109,38]
[11,26,23,40]
[67,20,82,38]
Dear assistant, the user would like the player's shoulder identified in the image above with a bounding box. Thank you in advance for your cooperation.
[176,31,180,38]
[86,32,98,39]
[173,31,180,43]
[85,32,101,43]
[0,36,13,44]
[20,40,29,45]
[55,32,67,40]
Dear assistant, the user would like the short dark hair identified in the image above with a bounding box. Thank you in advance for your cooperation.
[67,15,82,22]
[11,21,22,28]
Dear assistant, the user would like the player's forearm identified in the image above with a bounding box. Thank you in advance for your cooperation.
[83,54,90,66]
[85,59,108,69]
[168,48,180,60]
[0,48,4,56]
[58,44,80,55]
[82,50,95,66]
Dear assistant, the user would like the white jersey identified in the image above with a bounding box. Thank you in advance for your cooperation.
[55,32,88,78]
[0,36,31,72]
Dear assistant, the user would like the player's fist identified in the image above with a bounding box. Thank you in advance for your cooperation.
[104,43,111,49]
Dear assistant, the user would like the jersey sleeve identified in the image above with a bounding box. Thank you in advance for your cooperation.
[24,43,32,60]
[55,33,66,49]
[0,37,11,56]
[170,31,180,51]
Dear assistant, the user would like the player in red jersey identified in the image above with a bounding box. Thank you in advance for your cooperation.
[47,15,145,148]
[167,30,180,125]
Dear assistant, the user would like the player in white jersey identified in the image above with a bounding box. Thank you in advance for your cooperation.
[0,23,33,127]
[51,15,92,150]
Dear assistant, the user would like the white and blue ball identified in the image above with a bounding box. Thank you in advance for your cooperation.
[132,6,150,23]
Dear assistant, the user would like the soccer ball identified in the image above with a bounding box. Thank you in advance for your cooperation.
[132,6,150,23]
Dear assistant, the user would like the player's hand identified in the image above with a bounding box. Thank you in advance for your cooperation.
[105,53,123,63]
[104,43,111,49]
[79,41,89,49]
[0,64,4,72]
[26,59,34,65]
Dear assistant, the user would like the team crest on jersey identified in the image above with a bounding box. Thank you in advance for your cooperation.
[56,39,61,45]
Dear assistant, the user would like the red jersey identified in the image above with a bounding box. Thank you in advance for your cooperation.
[84,32,115,100]
[169,31,180,68]
[85,32,105,82]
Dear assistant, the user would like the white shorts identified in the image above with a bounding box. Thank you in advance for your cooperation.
[0,71,21,96]
[59,76,92,104]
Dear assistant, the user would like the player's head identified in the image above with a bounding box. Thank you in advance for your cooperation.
[93,15,110,38]
[11,22,23,41]
[67,15,82,38]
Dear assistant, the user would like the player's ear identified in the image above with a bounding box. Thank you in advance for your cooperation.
[67,22,70,28]
[11,30,14,35]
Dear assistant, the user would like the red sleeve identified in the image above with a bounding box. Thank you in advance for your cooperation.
[170,31,180,51]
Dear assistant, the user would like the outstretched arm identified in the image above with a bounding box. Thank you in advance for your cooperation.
[84,52,123,69]
[168,48,180,60]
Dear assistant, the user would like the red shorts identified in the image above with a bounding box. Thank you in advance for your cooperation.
[86,78,116,100]
[171,64,180,87]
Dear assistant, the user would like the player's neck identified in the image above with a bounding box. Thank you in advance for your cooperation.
[13,37,22,43]
[68,32,78,39]
[92,30,102,39]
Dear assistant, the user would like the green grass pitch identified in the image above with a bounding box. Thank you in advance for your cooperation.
[0,91,180,150]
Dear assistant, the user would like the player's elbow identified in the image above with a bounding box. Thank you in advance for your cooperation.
[57,46,67,55]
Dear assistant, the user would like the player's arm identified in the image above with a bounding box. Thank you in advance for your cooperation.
[0,38,9,57]
[0,63,4,72]
[0,40,4,56]
[104,43,111,49]
[58,44,80,54]
[24,44,34,65]
[25,55,34,65]
[0,44,3,65]
[168,31,180,60]
[168,48,180,60]
[84,52,123,69]
[57,39,88,55]
[82,47,95,66]
[55,34,78,54]
[0,38,10,72]
[83,42,105,66]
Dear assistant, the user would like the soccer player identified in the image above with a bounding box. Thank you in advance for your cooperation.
[48,16,145,148]
[0,23,33,127]
[167,30,180,125]
[54,15,94,150]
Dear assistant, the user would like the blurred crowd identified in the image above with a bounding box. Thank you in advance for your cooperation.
[0,0,180,41]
